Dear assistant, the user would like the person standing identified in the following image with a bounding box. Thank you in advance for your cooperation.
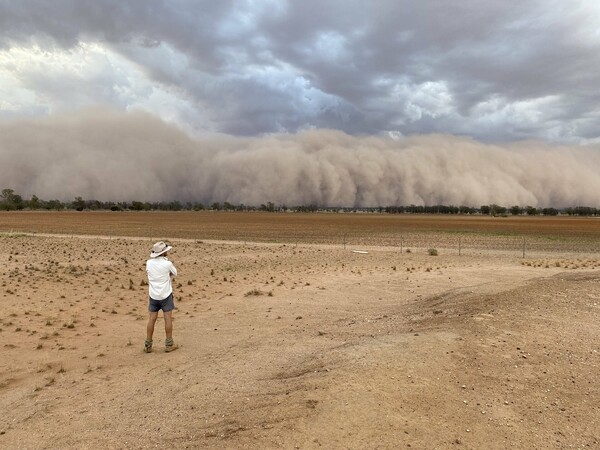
[144,241,178,353]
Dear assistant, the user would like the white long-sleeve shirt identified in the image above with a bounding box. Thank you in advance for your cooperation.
[146,257,177,300]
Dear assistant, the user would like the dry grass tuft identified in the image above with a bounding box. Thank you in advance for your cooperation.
[245,289,265,297]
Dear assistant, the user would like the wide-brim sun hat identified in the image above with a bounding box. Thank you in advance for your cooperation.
[151,241,172,258]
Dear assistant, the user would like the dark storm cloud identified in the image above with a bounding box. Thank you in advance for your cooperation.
[1,0,600,141]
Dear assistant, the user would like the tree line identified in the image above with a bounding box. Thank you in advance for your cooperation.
[0,188,598,216]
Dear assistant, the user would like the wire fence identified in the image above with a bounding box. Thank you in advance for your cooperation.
[335,232,600,258]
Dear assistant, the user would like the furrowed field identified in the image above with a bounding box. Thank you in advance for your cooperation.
[1,211,600,252]
[0,212,599,449]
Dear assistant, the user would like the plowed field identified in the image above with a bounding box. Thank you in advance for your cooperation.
[1,211,600,246]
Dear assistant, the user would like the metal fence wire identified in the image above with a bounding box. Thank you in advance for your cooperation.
[336,232,600,258]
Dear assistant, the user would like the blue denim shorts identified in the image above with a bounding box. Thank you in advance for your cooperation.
[148,293,175,312]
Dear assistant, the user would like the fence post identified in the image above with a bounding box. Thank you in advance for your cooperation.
[459,236,461,256]
[343,233,347,249]
[522,236,526,258]
[400,236,403,254]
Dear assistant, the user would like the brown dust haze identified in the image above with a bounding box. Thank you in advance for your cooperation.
[0,110,598,207]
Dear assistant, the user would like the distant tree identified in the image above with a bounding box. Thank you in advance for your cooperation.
[211,202,221,211]
[45,199,64,210]
[490,204,507,216]
[574,206,595,216]
[0,189,23,210]
[13,194,24,210]
[167,201,182,211]
[1,188,17,210]
[193,202,205,211]
[480,205,491,215]
[223,202,235,211]
[88,200,102,210]
[510,205,522,216]
[525,206,538,216]
[295,204,318,212]
[406,204,428,214]
[73,196,86,211]
[130,201,145,211]
[542,207,559,216]
[28,194,40,210]
[259,202,275,212]
[408,205,424,214]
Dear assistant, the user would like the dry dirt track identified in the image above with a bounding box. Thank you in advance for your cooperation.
[0,214,599,449]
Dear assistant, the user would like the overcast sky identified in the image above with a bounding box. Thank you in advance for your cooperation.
[2,0,600,143]
[1,1,599,207]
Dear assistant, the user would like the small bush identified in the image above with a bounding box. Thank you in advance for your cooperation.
[428,248,438,256]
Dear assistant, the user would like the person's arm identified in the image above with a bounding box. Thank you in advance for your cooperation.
[169,262,177,277]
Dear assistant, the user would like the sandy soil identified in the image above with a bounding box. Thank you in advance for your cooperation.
[0,234,598,449]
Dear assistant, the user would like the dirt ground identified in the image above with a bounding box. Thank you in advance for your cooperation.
[0,229,599,448]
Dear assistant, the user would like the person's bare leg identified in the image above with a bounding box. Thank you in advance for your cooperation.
[144,312,158,352]
[164,310,178,351]
[164,310,173,339]
[147,312,158,340]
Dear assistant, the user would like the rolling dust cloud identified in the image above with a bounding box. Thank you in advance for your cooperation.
[0,110,598,208]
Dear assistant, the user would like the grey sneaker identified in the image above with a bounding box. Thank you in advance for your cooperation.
[144,339,153,353]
